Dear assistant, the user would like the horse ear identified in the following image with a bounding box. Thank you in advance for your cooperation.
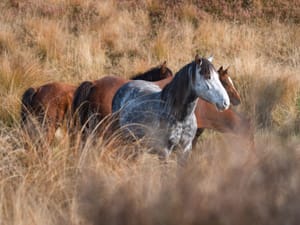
[195,54,202,65]
[207,55,214,62]
[161,61,167,73]
[225,66,230,72]
[218,66,224,76]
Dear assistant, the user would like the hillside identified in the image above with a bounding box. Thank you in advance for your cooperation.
[0,1,299,224]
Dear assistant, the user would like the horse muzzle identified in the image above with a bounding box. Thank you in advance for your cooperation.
[216,100,230,111]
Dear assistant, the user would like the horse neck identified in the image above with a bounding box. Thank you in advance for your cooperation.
[161,63,198,121]
[131,68,159,81]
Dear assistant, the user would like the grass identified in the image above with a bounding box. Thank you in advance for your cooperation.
[0,0,300,224]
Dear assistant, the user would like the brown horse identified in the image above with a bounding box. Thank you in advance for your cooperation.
[191,66,251,145]
[21,82,77,144]
[72,64,251,146]
[20,62,172,147]
[71,62,173,133]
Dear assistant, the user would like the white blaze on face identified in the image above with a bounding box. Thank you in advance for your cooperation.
[227,76,239,93]
[228,76,234,86]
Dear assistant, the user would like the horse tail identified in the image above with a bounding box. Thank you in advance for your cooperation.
[72,81,93,126]
[20,87,36,126]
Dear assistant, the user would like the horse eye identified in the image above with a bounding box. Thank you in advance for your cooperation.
[206,82,211,90]
[205,74,211,79]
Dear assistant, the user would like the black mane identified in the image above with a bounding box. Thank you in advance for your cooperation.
[161,62,198,120]
[130,66,173,81]
[200,58,216,79]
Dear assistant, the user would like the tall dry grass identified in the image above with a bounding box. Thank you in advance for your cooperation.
[0,0,299,224]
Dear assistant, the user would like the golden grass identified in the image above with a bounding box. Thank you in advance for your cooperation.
[0,0,299,224]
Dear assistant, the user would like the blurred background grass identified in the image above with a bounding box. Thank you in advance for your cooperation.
[0,0,299,224]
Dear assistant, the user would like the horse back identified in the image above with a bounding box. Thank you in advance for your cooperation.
[22,82,76,125]
[89,76,128,115]
[112,80,161,113]
[34,82,74,111]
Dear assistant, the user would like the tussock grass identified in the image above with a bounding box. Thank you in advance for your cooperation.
[0,0,299,224]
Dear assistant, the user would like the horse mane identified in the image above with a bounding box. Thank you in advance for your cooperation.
[200,58,216,79]
[160,58,217,120]
[130,67,157,80]
[130,65,173,81]
[161,62,197,120]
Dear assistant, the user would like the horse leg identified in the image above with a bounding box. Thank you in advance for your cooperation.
[101,112,121,144]
[192,128,205,148]
[46,122,56,145]
[68,118,82,152]
[36,107,56,147]
[157,148,172,161]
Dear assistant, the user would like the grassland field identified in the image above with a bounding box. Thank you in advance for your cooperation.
[0,1,300,224]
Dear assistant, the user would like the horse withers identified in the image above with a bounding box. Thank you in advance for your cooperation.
[112,55,230,159]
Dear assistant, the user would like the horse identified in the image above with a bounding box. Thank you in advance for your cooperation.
[148,65,253,147]
[192,66,243,145]
[20,62,171,148]
[71,62,173,135]
[21,82,77,145]
[72,62,252,147]
[111,55,230,158]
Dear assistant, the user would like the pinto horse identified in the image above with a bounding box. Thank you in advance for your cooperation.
[112,56,230,158]
[21,82,76,144]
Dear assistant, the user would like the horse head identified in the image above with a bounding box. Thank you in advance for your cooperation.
[160,61,173,79]
[218,66,241,106]
[192,55,230,111]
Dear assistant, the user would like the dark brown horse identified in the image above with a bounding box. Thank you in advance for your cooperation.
[21,82,77,144]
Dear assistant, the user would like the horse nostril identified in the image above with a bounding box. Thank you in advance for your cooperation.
[223,100,230,109]
[216,102,225,110]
